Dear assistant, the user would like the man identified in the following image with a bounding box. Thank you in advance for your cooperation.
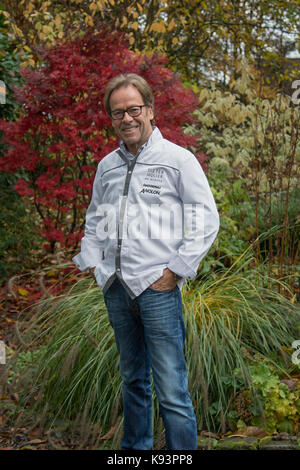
[73,73,219,450]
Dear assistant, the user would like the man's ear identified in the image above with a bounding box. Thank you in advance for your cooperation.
[148,105,154,121]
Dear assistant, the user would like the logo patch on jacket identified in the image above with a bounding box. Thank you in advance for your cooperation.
[140,184,161,195]
[145,167,165,182]
[140,167,165,195]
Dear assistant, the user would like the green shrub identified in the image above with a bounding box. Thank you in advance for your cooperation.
[232,361,300,433]
[0,10,39,283]
[0,171,41,282]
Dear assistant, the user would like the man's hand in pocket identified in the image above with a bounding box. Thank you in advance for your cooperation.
[150,268,179,290]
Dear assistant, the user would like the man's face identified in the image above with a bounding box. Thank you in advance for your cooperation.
[109,85,154,156]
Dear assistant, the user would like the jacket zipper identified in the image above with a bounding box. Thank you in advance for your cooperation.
[115,158,136,275]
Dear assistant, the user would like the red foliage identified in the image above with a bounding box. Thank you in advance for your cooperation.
[0,29,204,251]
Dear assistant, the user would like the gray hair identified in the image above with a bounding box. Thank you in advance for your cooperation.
[104,73,154,120]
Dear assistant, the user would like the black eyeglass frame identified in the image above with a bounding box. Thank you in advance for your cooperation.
[110,105,149,120]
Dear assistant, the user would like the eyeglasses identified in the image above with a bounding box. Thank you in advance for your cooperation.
[110,105,149,120]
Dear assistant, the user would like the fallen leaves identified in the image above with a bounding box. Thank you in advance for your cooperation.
[19,438,47,450]
[17,288,30,297]
[0,424,46,450]
[101,417,121,440]
[200,430,220,440]
[225,426,269,439]
[0,425,67,450]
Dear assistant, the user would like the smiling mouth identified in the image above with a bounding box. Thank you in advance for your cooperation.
[122,125,139,131]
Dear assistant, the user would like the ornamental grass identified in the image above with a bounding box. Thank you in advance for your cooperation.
[183,252,300,431]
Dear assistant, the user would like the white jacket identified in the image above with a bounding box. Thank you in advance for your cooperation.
[73,127,219,298]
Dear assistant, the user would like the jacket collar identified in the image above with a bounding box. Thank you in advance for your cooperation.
[118,127,163,161]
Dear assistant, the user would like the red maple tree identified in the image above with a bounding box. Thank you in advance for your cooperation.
[0,29,204,252]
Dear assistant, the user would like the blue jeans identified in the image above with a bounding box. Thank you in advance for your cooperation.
[103,278,197,450]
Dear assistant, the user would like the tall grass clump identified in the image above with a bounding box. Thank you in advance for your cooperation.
[9,272,123,446]
[184,248,300,432]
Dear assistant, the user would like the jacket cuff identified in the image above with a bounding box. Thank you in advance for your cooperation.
[167,255,197,280]
[72,253,97,272]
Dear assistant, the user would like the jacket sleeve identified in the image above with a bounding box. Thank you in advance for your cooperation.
[72,164,104,272]
[167,152,219,280]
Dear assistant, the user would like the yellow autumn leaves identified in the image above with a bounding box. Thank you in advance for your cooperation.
[2,0,179,61]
